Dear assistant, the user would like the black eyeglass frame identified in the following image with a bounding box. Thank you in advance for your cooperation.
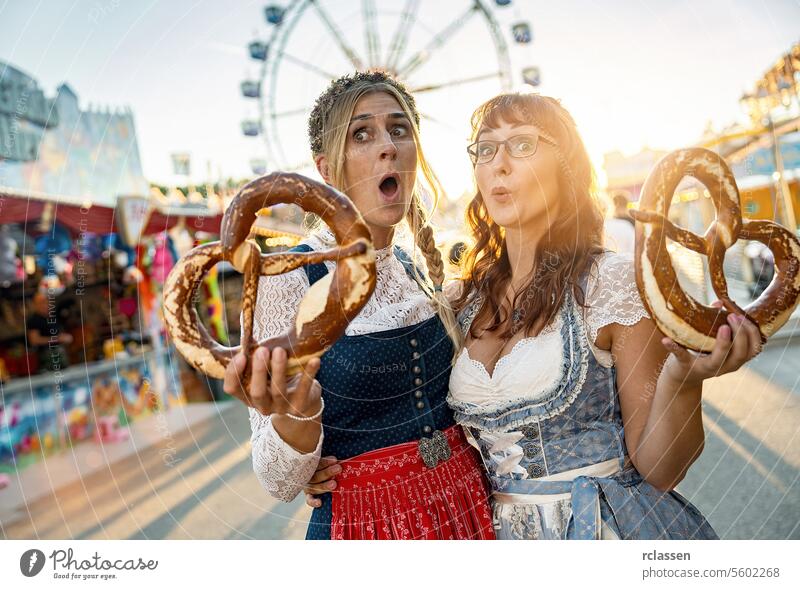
[467,132,556,165]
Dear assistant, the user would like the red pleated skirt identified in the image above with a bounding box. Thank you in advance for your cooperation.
[330,425,496,540]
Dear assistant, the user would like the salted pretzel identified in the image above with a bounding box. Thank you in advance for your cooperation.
[163,173,376,379]
[629,148,800,352]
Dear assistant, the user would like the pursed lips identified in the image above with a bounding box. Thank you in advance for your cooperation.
[490,186,512,202]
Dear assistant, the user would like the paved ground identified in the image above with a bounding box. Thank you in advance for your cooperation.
[1,338,798,540]
[680,336,800,539]
[0,403,311,540]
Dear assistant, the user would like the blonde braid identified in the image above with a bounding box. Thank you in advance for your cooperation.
[407,195,463,357]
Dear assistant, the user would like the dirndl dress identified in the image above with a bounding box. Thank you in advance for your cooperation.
[448,254,718,540]
[292,244,494,540]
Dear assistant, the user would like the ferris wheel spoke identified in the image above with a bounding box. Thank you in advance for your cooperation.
[420,112,459,133]
[280,52,339,80]
[412,71,503,93]
[363,0,380,68]
[398,3,479,78]
[310,0,365,70]
[385,0,420,72]
[274,106,312,118]
[256,0,513,171]
[285,160,314,173]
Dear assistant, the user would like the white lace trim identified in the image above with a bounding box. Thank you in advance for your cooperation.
[248,408,323,502]
[452,315,564,405]
[478,316,560,378]
[247,230,436,500]
[583,252,650,367]
[252,231,436,339]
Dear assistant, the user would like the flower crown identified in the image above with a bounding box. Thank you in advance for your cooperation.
[307,70,420,155]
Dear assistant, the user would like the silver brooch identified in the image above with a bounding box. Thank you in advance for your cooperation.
[418,430,452,468]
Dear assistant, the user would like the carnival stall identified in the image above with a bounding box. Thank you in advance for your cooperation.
[0,184,233,471]
[0,62,226,473]
[0,59,310,474]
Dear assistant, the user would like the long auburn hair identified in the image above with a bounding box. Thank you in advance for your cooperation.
[453,93,606,340]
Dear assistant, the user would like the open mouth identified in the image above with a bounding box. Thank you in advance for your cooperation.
[379,173,400,199]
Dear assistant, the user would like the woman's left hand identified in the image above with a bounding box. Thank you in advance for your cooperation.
[660,302,763,389]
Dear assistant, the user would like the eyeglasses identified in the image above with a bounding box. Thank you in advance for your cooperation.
[467,133,554,165]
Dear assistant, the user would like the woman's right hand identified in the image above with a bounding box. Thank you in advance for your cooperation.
[222,346,322,418]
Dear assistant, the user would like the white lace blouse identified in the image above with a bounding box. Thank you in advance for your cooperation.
[449,252,650,408]
[248,230,436,502]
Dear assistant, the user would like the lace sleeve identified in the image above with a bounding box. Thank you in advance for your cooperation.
[584,252,650,345]
[248,408,324,502]
[247,268,324,502]
[252,269,308,342]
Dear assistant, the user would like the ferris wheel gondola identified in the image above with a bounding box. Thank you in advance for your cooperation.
[241,120,261,137]
[522,66,541,87]
[240,80,261,98]
[512,21,532,44]
[264,5,286,25]
[250,158,268,175]
[248,41,269,61]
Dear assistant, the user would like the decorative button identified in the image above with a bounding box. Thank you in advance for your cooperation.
[414,378,423,386]
[412,366,421,374]
[414,390,424,399]
[521,424,539,439]
[527,463,545,478]
[410,338,419,348]
[422,425,432,434]
[523,443,541,459]
[412,351,420,359]
[416,401,425,409]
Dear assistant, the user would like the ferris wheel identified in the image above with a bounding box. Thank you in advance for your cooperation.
[240,0,539,180]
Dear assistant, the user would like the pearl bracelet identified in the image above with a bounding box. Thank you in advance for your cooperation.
[285,398,324,422]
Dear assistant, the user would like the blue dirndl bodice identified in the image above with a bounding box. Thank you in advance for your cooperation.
[290,244,457,539]
[449,279,718,540]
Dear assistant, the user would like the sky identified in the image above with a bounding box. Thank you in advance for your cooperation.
[2,0,799,199]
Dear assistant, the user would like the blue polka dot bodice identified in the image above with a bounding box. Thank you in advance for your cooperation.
[290,244,456,539]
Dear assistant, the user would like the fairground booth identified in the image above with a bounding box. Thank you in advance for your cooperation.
[0,62,252,475]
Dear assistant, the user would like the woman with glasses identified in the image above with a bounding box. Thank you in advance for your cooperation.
[444,93,763,539]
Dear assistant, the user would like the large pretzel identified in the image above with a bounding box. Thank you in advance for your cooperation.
[163,173,376,379]
[629,148,800,352]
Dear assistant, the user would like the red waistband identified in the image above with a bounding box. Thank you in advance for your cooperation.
[337,425,468,480]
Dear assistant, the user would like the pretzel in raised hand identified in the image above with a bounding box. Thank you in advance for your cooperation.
[630,148,800,352]
[163,172,377,380]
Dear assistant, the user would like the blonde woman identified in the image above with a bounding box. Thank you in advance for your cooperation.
[224,72,494,540]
